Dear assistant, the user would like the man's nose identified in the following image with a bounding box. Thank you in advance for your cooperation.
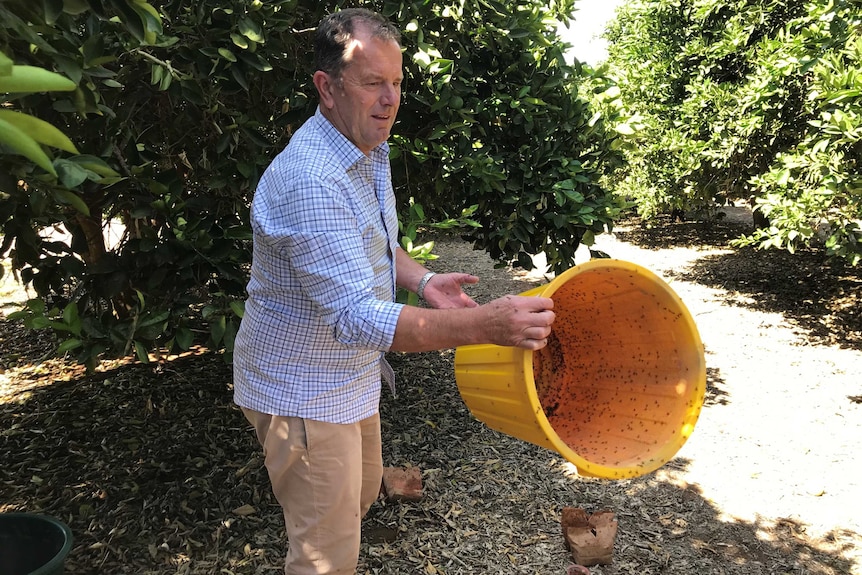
[381,84,400,105]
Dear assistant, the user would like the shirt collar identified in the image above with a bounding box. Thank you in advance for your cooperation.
[313,107,390,170]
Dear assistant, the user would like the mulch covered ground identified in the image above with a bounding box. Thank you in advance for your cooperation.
[1,216,860,574]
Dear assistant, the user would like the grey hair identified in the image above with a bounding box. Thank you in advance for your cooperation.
[314,8,401,79]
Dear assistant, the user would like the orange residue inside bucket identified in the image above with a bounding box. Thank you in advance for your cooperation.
[454,260,706,479]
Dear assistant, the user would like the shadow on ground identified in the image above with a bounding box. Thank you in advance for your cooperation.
[1,319,856,574]
[704,366,729,407]
[614,218,861,351]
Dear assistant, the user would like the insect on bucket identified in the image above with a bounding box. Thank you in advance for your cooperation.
[454,259,706,479]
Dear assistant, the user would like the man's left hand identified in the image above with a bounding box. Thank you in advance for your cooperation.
[422,273,479,309]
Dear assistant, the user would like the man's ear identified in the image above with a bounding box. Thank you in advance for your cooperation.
[313,71,336,109]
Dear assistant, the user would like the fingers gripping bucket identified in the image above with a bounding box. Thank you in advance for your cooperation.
[454,259,706,479]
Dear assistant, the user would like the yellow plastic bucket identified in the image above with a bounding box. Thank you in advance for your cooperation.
[454,259,706,479]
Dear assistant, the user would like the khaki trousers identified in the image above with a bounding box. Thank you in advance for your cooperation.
[241,408,383,575]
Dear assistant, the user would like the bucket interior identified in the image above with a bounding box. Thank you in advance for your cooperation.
[531,263,705,475]
[0,513,73,575]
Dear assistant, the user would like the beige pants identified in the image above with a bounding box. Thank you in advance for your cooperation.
[241,408,383,575]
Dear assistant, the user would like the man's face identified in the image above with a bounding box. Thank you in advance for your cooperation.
[318,26,403,155]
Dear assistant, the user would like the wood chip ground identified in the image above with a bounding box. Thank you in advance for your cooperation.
[2,213,860,574]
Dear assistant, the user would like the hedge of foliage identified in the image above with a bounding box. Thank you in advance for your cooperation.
[604,0,860,264]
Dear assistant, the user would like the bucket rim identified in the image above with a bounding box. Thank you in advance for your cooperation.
[0,512,74,575]
[521,258,707,479]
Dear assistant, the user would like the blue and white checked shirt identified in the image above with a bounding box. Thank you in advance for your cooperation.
[233,108,404,424]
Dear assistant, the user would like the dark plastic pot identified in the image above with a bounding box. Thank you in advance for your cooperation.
[0,513,73,575]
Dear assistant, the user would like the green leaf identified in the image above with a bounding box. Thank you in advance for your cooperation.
[224,226,252,240]
[108,0,146,43]
[240,125,270,148]
[223,319,237,351]
[238,18,264,43]
[63,0,91,15]
[158,69,172,91]
[0,118,56,175]
[230,66,249,91]
[0,65,76,93]
[0,109,78,154]
[229,300,245,318]
[176,326,194,350]
[56,161,91,188]
[412,50,431,68]
[27,316,51,330]
[237,52,272,71]
[231,33,249,49]
[137,311,169,329]
[428,126,449,140]
[57,338,83,354]
[52,189,91,215]
[62,302,79,327]
[5,309,29,321]
[134,340,150,363]
[130,1,163,40]
[27,299,47,314]
[150,64,164,86]
[44,0,64,25]
[210,315,226,345]
[68,155,120,177]
[218,48,237,63]
[0,52,12,76]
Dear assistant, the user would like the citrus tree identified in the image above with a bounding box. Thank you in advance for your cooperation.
[384,0,626,270]
[604,0,861,264]
[2,0,313,368]
[1,0,623,367]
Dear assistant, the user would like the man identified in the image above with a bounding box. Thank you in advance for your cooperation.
[233,8,555,574]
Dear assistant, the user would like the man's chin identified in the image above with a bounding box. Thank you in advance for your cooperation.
[372,130,392,146]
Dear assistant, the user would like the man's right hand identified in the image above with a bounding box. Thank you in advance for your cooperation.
[483,295,555,350]
[391,293,555,353]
